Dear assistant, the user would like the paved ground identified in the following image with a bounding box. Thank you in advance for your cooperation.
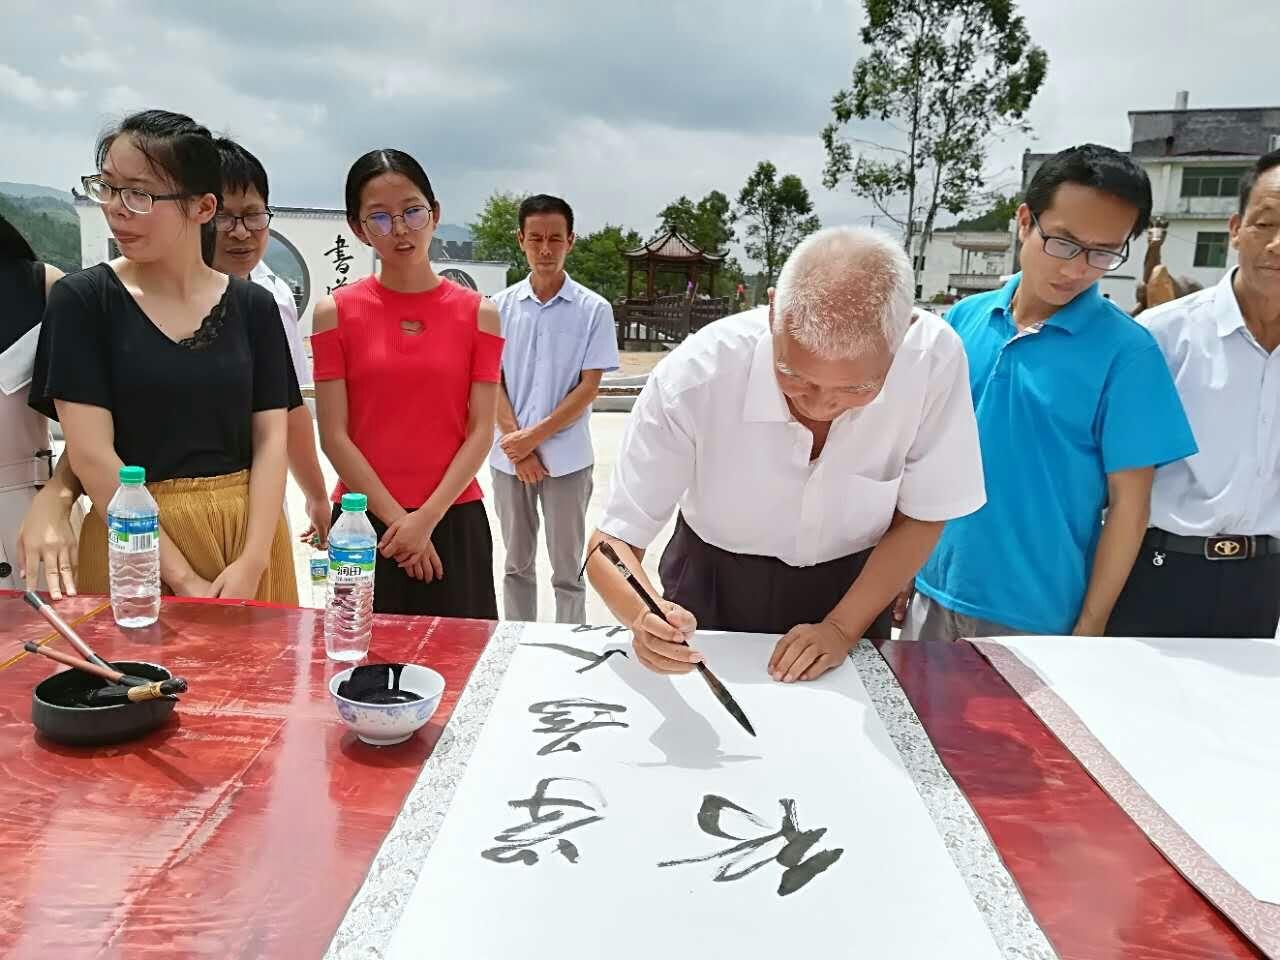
[286,411,674,626]
[614,350,666,377]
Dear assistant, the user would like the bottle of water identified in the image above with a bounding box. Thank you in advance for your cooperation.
[107,465,160,628]
[309,550,328,609]
[324,492,376,661]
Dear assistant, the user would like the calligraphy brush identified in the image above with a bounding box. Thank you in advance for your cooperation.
[597,542,756,737]
[23,590,116,672]
[22,642,189,701]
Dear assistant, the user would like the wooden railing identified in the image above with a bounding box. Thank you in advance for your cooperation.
[615,296,732,348]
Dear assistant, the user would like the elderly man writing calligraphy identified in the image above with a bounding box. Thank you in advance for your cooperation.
[585,226,985,682]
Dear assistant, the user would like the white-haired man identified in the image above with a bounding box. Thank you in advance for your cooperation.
[584,226,986,682]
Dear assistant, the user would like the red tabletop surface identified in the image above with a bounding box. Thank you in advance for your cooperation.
[0,592,494,960]
[1,595,1262,960]
[879,639,1262,960]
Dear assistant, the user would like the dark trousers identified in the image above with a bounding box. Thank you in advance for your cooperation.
[658,514,892,638]
[330,499,498,620]
[1107,539,1280,639]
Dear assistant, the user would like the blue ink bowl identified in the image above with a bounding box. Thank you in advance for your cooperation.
[328,663,445,746]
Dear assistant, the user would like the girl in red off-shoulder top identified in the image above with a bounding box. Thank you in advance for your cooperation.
[310,149,503,618]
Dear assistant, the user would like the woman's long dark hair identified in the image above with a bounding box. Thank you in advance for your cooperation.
[0,210,36,262]
[96,109,221,206]
[344,149,439,225]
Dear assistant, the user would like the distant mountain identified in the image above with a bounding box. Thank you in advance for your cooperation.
[0,194,80,273]
[9,194,77,224]
[264,237,305,290]
[434,223,472,242]
[0,181,73,203]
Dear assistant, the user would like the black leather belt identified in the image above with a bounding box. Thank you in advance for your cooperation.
[1145,528,1280,561]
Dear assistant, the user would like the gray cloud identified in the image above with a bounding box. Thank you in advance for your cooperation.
[3,0,1277,265]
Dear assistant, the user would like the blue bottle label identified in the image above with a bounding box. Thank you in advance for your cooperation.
[108,515,159,553]
[329,545,375,582]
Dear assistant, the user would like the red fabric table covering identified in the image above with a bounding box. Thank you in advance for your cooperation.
[0,592,494,960]
[878,638,1262,960]
[1,593,1260,959]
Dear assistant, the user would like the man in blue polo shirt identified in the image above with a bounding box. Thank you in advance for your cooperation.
[902,144,1197,639]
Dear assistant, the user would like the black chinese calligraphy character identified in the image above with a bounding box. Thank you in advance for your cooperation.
[522,640,630,674]
[324,235,354,264]
[480,777,606,866]
[658,795,844,896]
[324,235,356,294]
[571,624,629,638]
[529,698,629,755]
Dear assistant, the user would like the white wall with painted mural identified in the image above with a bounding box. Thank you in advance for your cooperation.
[75,202,511,344]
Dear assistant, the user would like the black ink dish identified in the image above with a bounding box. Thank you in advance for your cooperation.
[32,660,177,746]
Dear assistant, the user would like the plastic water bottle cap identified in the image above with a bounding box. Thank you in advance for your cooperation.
[341,492,368,512]
[119,465,146,485]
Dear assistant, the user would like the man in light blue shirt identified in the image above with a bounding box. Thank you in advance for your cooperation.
[491,195,620,623]
[903,144,1197,640]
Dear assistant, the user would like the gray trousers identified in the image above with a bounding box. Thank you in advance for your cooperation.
[491,465,593,623]
[899,590,1022,641]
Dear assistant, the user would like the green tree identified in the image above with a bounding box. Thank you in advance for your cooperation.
[658,190,734,254]
[565,224,643,303]
[468,191,525,286]
[716,255,748,302]
[952,192,1020,231]
[821,0,1047,264]
[734,161,821,289]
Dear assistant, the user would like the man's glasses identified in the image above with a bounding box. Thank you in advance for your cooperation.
[1030,212,1129,271]
[362,205,432,237]
[214,210,273,233]
[81,175,189,215]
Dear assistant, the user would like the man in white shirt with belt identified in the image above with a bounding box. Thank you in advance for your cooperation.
[585,226,986,682]
[1109,150,1280,638]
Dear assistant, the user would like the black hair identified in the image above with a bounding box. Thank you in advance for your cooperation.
[344,149,438,224]
[214,137,269,205]
[518,194,574,234]
[1025,144,1152,239]
[0,211,36,262]
[1239,149,1280,216]
[96,109,221,207]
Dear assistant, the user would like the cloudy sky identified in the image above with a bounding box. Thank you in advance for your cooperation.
[3,0,1276,262]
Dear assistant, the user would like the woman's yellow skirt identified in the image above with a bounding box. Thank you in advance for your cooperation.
[78,469,298,604]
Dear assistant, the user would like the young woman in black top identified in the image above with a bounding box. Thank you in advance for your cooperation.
[31,110,300,602]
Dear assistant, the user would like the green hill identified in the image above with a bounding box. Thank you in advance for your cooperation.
[0,181,73,203]
[0,192,81,273]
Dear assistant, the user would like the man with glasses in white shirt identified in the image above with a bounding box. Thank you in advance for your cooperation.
[210,138,331,550]
[584,226,986,682]
[1109,150,1280,638]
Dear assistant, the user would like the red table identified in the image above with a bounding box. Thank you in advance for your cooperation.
[879,639,1262,960]
[0,593,494,960]
[0,594,1261,959]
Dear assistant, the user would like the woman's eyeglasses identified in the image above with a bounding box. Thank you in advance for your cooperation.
[81,174,190,215]
[362,205,432,237]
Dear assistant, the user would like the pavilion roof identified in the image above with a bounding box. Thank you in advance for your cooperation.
[624,228,725,263]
